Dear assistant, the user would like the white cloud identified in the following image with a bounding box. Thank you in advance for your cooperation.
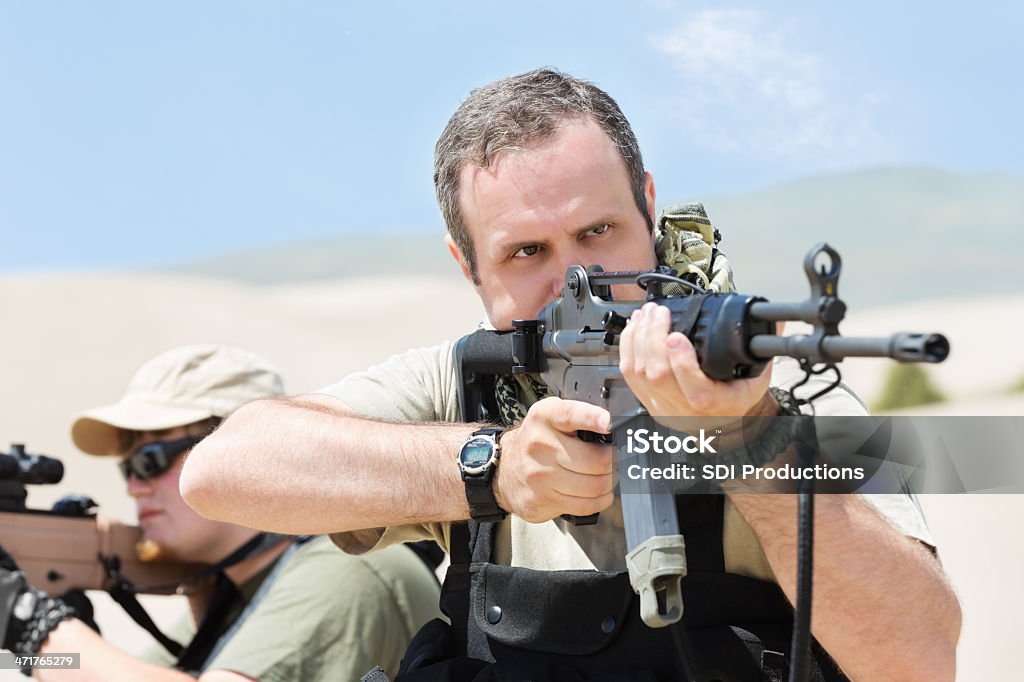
[652,9,892,164]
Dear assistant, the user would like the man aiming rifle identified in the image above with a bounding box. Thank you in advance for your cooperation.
[182,69,961,681]
[1,344,441,680]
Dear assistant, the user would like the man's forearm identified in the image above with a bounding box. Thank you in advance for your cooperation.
[180,395,478,534]
[730,493,961,681]
[34,618,193,682]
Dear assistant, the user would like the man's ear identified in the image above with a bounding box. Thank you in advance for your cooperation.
[643,171,657,227]
[445,233,475,285]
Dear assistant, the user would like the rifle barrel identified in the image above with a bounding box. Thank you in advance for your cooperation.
[749,332,949,363]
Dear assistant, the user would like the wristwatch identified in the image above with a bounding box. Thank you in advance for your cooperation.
[458,427,508,522]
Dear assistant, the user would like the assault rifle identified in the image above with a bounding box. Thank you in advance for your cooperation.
[1,443,204,596]
[455,243,948,681]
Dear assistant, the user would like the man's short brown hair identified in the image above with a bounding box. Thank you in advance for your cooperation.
[434,68,651,283]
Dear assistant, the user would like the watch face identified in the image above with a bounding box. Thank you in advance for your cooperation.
[460,437,494,469]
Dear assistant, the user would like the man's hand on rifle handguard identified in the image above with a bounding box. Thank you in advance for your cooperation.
[619,301,774,419]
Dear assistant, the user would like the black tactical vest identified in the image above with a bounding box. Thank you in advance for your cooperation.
[396,493,847,682]
[390,357,849,681]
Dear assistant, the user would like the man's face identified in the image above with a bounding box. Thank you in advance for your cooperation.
[449,118,658,330]
[123,426,226,563]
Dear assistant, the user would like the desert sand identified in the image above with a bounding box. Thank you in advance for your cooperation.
[1,272,1020,680]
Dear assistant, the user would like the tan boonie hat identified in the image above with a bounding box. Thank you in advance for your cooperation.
[71,344,285,456]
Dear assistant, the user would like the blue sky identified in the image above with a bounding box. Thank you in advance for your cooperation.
[2,1,1021,272]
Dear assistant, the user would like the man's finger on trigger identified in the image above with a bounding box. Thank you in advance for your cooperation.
[549,398,610,434]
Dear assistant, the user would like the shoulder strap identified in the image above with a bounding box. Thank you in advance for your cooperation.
[440,520,498,658]
[177,536,312,673]
[102,532,294,661]
[105,580,185,657]
[175,571,241,672]
[675,494,726,573]
[405,540,446,578]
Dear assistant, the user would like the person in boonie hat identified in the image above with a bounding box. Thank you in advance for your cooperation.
[70,344,285,565]
[0,343,443,680]
[2,344,294,675]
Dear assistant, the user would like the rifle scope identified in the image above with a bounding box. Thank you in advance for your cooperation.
[1,444,64,485]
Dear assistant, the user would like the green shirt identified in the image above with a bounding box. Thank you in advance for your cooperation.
[141,537,441,681]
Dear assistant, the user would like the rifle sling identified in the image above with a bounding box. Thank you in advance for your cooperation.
[104,532,298,659]
[106,580,185,657]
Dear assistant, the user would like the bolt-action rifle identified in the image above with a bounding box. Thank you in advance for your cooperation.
[455,243,949,681]
[1,443,204,596]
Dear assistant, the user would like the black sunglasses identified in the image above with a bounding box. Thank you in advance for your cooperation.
[119,436,203,481]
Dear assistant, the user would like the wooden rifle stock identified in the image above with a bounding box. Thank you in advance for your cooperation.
[0,510,205,595]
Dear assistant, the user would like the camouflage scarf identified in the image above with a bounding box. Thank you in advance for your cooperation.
[493,202,736,427]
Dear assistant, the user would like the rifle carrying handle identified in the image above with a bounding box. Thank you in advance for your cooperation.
[559,429,614,526]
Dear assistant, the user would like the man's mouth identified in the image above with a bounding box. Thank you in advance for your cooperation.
[138,509,162,522]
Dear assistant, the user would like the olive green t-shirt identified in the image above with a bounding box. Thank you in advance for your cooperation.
[141,537,441,681]
[320,342,933,582]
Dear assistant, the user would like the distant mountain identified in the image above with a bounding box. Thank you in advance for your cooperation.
[167,166,1024,306]
[704,165,1024,305]
[165,232,460,284]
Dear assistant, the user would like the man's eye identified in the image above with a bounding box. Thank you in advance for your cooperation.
[513,245,541,258]
[586,224,610,237]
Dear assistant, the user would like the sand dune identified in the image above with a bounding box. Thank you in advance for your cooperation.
[1,273,483,517]
[1,272,1019,680]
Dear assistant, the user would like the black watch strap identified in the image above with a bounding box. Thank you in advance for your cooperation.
[461,427,507,522]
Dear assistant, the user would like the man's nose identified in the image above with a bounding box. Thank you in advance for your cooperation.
[126,472,153,498]
[549,270,566,300]
[549,247,587,298]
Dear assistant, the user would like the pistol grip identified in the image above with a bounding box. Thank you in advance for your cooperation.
[563,429,613,525]
[561,513,600,525]
[577,429,613,445]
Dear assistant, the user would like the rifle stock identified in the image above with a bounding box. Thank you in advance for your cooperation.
[0,510,204,595]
